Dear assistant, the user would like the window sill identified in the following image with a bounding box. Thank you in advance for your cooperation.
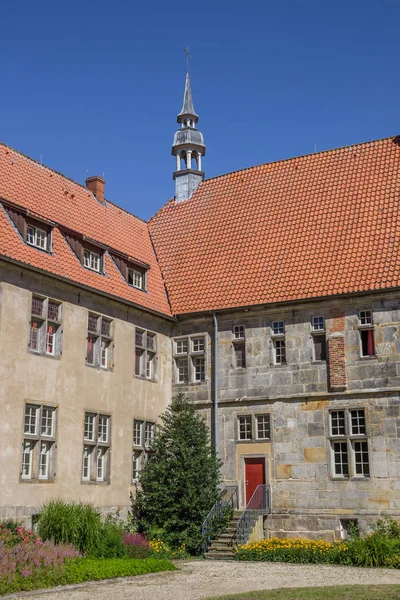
[311,330,326,335]
[311,360,326,364]
[173,381,207,386]
[20,478,55,484]
[128,284,147,294]
[237,438,271,444]
[80,480,110,486]
[85,363,114,372]
[358,355,377,361]
[271,363,288,368]
[133,375,158,383]
[28,350,61,360]
[26,242,52,255]
[330,476,370,481]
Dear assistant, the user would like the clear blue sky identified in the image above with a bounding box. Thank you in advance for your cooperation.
[2,1,399,220]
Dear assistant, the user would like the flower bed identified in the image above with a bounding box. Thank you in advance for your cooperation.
[149,539,188,559]
[0,540,79,595]
[0,520,177,596]
[0,522,41,547]
[235,537,350,564]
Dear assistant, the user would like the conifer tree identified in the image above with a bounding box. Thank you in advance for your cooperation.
[131,392,222,554]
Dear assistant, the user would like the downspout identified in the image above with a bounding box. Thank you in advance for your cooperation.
[213,313,218,455]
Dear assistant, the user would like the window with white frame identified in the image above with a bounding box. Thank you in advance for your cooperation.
[132,419,155,481]
[173,336,206,383]
[311,315,327,361]
[82,412,111,483]
[27,224,48,251]
[233,325,246,368]
[83,249,101,272]
[256,414,271,440]
[273,339,286,364]
[86,313,113,369]
[29,295,62,357]
[272,321,285,335]
[128,268,145,291]
[271,320,286,365]
[328,408,370,478]
[237,413,271,442]
[134,328,157,380]
[21,404,57,481]
[358,309,375,357]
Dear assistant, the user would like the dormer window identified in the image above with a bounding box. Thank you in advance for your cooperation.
[27,225,48,250]
[109,253,148,292]
[128,268,144,290]
[83,249,101,272]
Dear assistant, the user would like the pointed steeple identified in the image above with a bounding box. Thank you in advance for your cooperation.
[172,69,206,202]
[177,73,198,122]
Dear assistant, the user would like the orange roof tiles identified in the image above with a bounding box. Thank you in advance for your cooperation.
[0,144,172,317]
[149,136,400,314]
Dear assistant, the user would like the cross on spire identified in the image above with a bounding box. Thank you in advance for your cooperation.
[184,46,191,74]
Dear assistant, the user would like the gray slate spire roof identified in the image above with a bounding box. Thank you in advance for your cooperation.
[177,73,198,122]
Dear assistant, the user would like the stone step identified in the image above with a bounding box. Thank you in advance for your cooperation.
[209,543,235,551]
[205,554,235,561]
[216,533,235,540]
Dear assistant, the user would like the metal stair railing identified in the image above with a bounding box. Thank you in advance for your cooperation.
[235,484,271,546]
[201,486,238,555]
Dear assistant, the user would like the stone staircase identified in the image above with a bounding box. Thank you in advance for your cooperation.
[205,511,243,560]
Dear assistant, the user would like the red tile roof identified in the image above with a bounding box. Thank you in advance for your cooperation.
[0,144,172,317]
[149,137,400,314]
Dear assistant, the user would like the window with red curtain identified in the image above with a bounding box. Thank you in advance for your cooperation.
[360,329,375,357]
[87,336,95,365]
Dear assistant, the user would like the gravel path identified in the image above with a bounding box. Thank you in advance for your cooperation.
[7,560,400,600]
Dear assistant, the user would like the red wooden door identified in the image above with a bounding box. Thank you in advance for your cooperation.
[245,458,265,505]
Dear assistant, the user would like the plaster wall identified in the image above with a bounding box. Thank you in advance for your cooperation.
[0,267,173,524]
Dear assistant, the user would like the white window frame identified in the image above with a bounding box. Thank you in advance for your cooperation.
[82,412,111,483]
[86,313,113,369]
[233,325,245,340]
[21,404,57,482]
[83,249,101,272]
[273,339,286,365]
[27,224,48,250]
[128,268,145,290]
[134,328,157,380]
[132,419,155,482]
[173,335,206,384]
[29,295,62,357]
[272,321,285,335]
[328,408,370,480]
[237,415,252,441]
[312,316,325,331]
[256,414,271,440]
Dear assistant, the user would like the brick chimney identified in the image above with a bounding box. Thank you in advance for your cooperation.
[86,176,105,204]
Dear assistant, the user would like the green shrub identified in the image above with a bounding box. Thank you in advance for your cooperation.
[90,520,128,559]
[38,499,101,554]
[347,533,400,568]
[370,514,400,539]
[0,557,176,596]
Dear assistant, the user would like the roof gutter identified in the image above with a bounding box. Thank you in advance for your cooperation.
[213,312,218,456]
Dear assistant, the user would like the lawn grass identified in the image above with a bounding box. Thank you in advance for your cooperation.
[205,585,400,600]
[0,557,176,596]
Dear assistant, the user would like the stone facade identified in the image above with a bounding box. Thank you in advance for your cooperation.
[1,256,400,538]
[174,293,400,539]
